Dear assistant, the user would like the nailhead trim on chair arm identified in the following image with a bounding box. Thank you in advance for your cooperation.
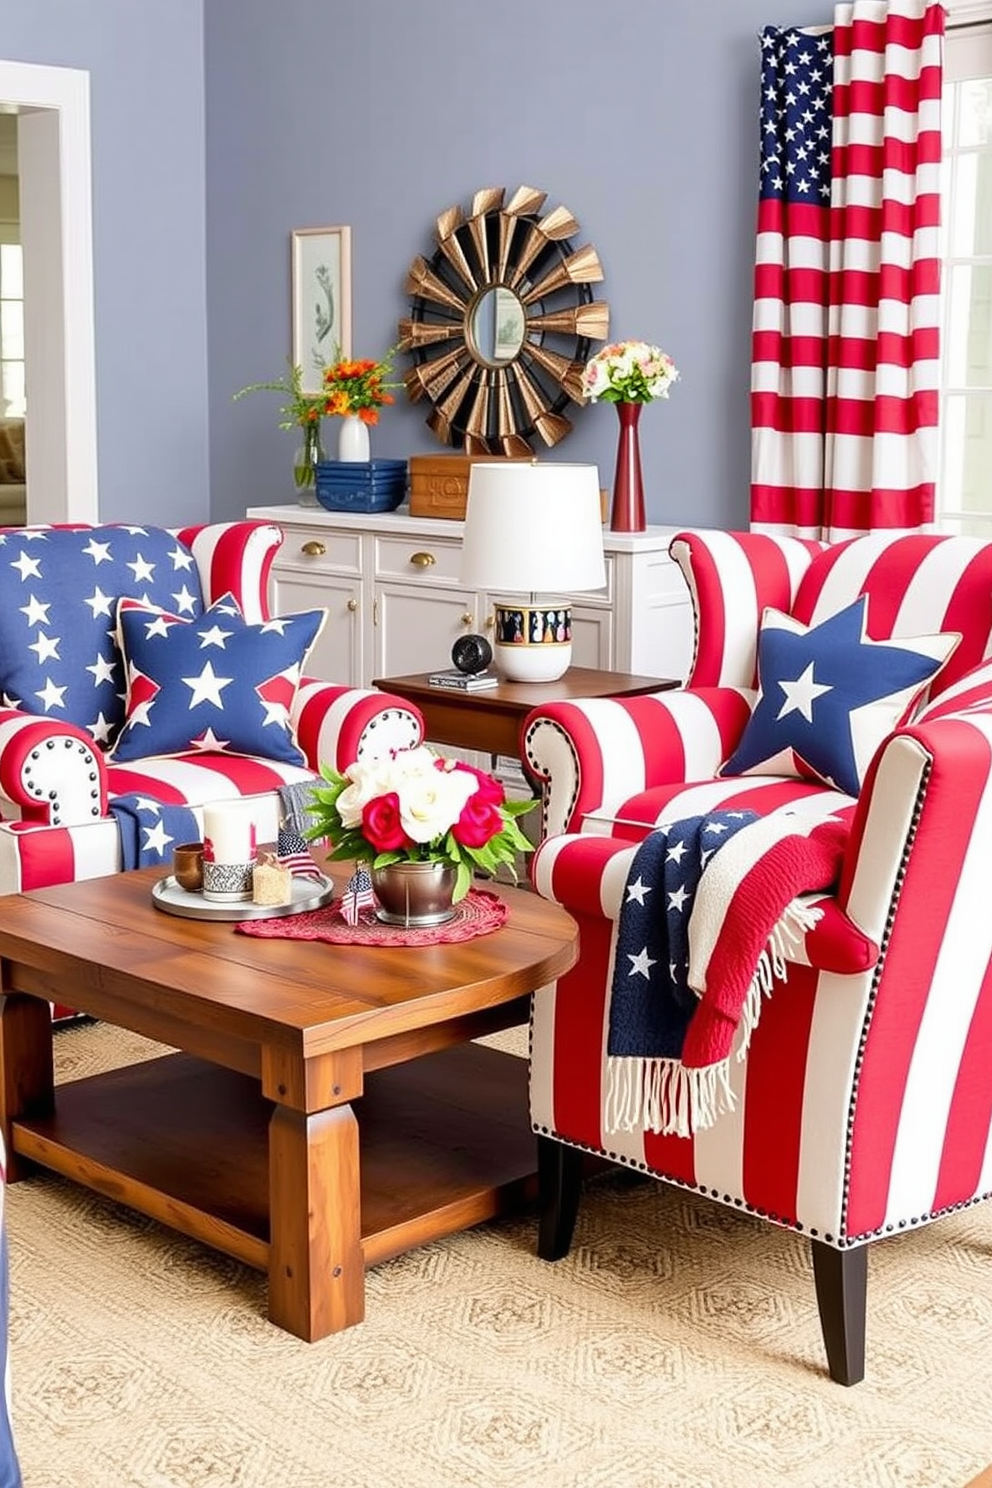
[0,712,106,825]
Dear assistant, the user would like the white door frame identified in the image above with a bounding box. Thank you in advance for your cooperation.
[0,58,97,523]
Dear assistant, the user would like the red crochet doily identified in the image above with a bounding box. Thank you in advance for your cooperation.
[235,887,509,947]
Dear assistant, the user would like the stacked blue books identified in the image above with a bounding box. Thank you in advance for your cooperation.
[315,459,408,514]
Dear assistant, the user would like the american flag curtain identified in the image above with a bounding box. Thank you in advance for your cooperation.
[750,0,944,540]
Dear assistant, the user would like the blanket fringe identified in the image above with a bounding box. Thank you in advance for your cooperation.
[605,897,824,1138]
[605,1054,737,1138]
[735,897,823,1062]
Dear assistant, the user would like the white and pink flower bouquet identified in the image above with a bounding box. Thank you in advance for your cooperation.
[580,339,679,405]
[304,746,536,901]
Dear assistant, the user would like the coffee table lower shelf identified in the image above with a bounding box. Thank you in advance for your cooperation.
[11,1040,537,1285]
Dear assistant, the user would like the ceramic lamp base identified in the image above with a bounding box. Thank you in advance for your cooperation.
[492,601,572,683]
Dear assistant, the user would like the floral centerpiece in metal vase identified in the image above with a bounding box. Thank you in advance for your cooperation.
[303,746,536,927]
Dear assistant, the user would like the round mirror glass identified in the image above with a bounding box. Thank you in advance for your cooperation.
[468,285,526,367]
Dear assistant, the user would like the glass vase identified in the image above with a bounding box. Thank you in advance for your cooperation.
[293,419,325,507]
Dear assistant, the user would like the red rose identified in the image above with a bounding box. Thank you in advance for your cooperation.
[453,763,505,808]
[362,793,410,852]
[451,796,503,849]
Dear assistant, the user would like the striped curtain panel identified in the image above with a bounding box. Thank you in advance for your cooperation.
[750,0,944,541]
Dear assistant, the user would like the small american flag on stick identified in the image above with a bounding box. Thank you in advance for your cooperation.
[276,824,324,880]
[341,865,376,927]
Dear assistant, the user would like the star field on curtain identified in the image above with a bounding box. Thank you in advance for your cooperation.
[750,0,944,540]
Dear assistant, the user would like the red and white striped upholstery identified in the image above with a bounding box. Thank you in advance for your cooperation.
[522,528,992,1383]
[0,521,425,901]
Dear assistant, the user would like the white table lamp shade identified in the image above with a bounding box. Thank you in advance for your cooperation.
[459,462,606,682]
[459,462,606,594]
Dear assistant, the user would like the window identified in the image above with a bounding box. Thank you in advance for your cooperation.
[0,239,24,419]
[939,15,992,533]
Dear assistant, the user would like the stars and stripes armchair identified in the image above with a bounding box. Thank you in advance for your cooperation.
[0,520,424,909]
[522,527,992,1384]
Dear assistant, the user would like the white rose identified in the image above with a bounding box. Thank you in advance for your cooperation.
[334,759,384,828]
[397,764,477,844]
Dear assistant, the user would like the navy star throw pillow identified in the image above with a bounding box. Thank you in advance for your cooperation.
[720,596,959,797]
[0,525,202,745]
[107,593,326,767]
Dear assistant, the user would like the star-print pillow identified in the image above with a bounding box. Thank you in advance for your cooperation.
[107,593,326,767]
[0,525,203,744]
[719,596,960,797]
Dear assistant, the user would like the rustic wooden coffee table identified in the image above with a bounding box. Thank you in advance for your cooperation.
[0,865,578,1341]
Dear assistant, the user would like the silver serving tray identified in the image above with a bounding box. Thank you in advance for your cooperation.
[152,873,335,922]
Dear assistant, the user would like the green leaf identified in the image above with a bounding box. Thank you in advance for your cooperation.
[453,861,473,901]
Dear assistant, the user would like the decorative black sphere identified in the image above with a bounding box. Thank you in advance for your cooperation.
[451,633,493,675]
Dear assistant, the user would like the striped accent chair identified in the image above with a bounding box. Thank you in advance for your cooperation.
[522,528,992,1384]
[0,519,424,909]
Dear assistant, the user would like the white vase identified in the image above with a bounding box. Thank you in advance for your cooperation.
[338,414,371,462]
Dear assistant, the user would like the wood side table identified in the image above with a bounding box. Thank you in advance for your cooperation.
[371,666,678,762]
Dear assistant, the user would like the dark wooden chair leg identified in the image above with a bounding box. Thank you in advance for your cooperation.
[537,1135,583,1261]
[811,1239,867,1385]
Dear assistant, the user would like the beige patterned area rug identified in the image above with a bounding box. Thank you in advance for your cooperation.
[6,1021,992,1488]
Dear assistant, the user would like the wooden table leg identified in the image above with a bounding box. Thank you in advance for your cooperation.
[0,993,54,1182]
[267,1100,364,1341]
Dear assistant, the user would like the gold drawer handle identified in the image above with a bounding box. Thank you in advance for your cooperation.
[301,540,326,557]
[485,613,495,630]
[347,598,358,612]
[461,612,474,626]
[410,551,436,568]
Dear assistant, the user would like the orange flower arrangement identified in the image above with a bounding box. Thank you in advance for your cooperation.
[321,346,399,426]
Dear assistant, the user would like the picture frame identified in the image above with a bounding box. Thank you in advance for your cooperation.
[291,225,352,394]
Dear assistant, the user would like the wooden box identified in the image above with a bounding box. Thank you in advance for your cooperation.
[408,453,529,521]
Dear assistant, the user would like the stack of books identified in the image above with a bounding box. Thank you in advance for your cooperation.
[427,669,499,692]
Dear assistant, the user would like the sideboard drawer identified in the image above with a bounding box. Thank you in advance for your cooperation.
[374,534,463,585]
[274,527,363,575]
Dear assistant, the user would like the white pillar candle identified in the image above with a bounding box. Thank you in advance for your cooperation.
[202,802,257,865]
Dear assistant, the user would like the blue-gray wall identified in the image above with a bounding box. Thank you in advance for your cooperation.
[205,0,827,529]
[2,0,208,525]
[3,0,831,530]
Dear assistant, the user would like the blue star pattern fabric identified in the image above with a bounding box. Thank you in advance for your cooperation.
[720,597,959,797]
[0,525,202,745]
[608,812,758,1061]
[108,593,326,766]
[107,793,200,871]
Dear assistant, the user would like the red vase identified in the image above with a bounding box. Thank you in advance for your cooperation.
[610,400,646,533]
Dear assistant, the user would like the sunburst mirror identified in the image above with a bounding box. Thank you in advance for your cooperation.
[397,185,610,455]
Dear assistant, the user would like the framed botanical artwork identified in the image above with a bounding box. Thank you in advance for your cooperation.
[291,225,352,394]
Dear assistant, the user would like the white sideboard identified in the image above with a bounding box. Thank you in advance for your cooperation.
[246,504,694,687]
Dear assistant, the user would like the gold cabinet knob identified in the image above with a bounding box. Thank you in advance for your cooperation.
[461,612,474,626]
[301,540,326,557]
[409,551,436,568]
[485,614,495,630]
[346,598,358,612]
